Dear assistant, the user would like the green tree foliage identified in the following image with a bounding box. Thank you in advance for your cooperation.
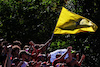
[0,0,100,66]
[0,0,64,43]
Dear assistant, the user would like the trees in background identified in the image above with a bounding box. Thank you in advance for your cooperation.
[0,0,100,66]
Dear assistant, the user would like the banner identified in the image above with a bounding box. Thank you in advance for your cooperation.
[54,7,98,34]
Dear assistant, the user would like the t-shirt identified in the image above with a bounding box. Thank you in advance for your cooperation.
[50,49,69,63]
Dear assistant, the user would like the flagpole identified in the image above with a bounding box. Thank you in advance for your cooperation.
[51,33,54,40]
[48,32,55,47]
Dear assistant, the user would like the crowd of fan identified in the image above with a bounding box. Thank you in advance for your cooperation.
[0,38,85,67]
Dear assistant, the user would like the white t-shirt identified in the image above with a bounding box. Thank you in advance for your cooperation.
[50,49,69,63]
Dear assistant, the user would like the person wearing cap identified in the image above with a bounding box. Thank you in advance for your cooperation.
[19,50,31,61]
[19,50,32,67]
[11,57,20,67]
[37,54,47,62]
[35,53,50,67]
[13,40,22,48]
[1,41,8,56]
[12,45,21,58]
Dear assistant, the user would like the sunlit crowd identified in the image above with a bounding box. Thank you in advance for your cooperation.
[0,38,85,67]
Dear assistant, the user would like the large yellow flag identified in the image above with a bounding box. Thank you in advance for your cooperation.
[54,7,98,34]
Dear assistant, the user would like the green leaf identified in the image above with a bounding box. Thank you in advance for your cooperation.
[57,41,60,46]
[0,24,3,27]
[85,46,90,50]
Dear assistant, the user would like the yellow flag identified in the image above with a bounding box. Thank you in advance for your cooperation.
[54,7,98,34]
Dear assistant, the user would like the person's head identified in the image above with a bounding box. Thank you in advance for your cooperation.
[23,45,30,52]
[56,53,61,58]
[13,40,22,47]
[2,41,8,47]
[23,45,29,50]
[37,54,46,62]
[12,57,20,66]
[19,50,31,61]
[12,45,21,57]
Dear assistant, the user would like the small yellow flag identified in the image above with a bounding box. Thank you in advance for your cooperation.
[54,7,98,34]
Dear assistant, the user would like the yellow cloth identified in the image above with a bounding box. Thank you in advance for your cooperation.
[54,7,98,34]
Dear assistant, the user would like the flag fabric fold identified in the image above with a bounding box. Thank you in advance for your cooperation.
[54,7,98,34]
